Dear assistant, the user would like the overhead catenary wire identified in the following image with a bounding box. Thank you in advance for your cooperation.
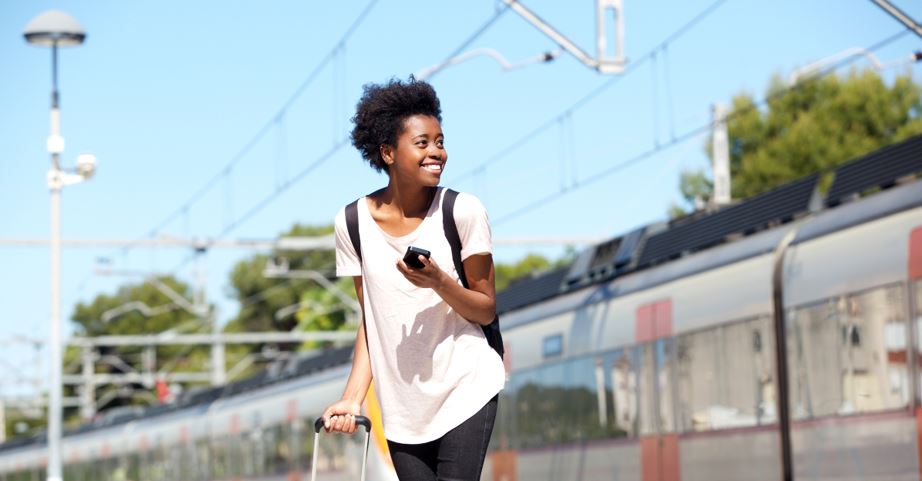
[421,3,511,82]
[493,28,914,226]
[118,0,382,259]
[663,44,677,142]
[449,0,731,185]
[164,6,513,276]
[69,1,380,355]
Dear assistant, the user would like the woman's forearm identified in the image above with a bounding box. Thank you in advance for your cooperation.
[342,275,372,403]
[341,321,373,403]
[433,276,496,325]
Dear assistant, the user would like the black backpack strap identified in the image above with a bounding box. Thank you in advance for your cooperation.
[441,189,467,288]
[442,189,504,357]
[345,199,362,263]
[344,198,369,351]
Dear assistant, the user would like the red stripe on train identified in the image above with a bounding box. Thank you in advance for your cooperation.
[909,227,922,280]
[636,299,672,342]
[908,227,922,481]
[640,434,680,481]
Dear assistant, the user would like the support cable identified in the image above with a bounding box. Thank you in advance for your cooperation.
[165,8,512,275]
[118,0,381,258]
[493,28,912,226]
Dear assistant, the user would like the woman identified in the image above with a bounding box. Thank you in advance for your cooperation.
[321,77,505,481]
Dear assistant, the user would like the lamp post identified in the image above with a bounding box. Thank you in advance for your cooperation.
[23,10,94,481]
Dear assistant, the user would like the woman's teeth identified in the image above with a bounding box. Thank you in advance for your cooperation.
[423,164,442,172]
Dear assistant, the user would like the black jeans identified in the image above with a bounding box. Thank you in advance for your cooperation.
[387,395,498,481]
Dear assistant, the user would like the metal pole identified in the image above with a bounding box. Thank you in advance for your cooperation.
[79,345,95,421]
[772,228,798,481]
[48,172,63,481]
[47,39,64,481]
[870,0,922,38]
[197,249,226,386]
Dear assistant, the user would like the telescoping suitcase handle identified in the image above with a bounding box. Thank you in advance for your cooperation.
[311,415,373,481]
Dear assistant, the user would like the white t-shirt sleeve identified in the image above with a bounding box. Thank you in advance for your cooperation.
[453,192,493,260]
[334,207,362,277]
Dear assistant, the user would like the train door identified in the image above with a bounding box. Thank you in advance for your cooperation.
[636,300,680,481]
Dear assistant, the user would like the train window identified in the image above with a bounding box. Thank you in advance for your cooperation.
[723,318,775,425]
[657,340,677,433]
[507,349,638,449]
[677,317,775,432]
[272,424,293,476]
[261,426,275,475]
[250,428,265,477]
[677,327,720,431]
[490,390,515,452]
[637,340,677,435]
[172,444,193,481]
[126,453,140,481]
[210,438,228,481]
[239,432,256,478]
[789,284,909,420]
[542,334,563,359]
[602,348,640,438]
[193,438,209,481]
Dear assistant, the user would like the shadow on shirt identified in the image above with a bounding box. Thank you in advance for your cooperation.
[395,302,453,383]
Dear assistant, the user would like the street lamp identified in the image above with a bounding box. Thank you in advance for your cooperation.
[23,10,93,481]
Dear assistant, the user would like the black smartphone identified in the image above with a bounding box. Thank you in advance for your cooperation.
[403,246,431,269]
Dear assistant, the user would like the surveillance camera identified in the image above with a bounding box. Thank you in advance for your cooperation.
[76,153,96,179]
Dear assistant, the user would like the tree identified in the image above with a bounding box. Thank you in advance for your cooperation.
[292,276,358,350]
[674,69,922,215]
[495,249,576,292]
[68,275,211,413]
[3,406,45,441]
[224,223,343,357]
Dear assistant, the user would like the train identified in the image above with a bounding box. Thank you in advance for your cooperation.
[2,134,921,481]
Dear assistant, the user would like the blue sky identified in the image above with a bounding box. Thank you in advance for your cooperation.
[1,0,920,397]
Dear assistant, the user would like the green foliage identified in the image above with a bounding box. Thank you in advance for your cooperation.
[495,250,574,292]
[293,277,357,350]
[3,407,45,441]
[72,276,198,337]
[224,223,340,354]
[512,383,625,448]
[68,275,210,412]
[675,69,922,216]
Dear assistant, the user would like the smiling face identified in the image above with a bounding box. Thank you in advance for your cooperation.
[382,114,446,188]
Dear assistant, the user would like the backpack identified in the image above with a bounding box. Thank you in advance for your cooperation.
[344,189,504,358]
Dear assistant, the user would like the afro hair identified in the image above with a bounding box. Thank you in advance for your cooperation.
[350,77,442,173]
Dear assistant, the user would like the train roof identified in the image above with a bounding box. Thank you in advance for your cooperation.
[497,134,922,315]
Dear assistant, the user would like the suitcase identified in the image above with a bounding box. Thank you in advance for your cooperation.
[310,415,372,481]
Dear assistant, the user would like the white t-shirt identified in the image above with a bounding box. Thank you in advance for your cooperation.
[334,188,505,444]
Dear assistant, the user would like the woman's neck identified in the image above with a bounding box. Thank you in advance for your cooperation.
[378,179,436,219]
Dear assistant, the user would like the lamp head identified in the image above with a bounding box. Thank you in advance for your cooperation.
[23,10,86,47]
[76,153,96,179]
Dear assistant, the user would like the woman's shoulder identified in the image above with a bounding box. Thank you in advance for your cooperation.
[443,189,487,217]
[334,197,362,232]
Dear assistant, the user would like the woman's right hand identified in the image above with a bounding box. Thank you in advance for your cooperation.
[321,399,362,434]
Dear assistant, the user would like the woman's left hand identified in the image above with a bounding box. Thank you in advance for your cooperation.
[397,255,448,290]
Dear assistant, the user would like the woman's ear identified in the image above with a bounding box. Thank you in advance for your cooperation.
[380,144,394,166]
